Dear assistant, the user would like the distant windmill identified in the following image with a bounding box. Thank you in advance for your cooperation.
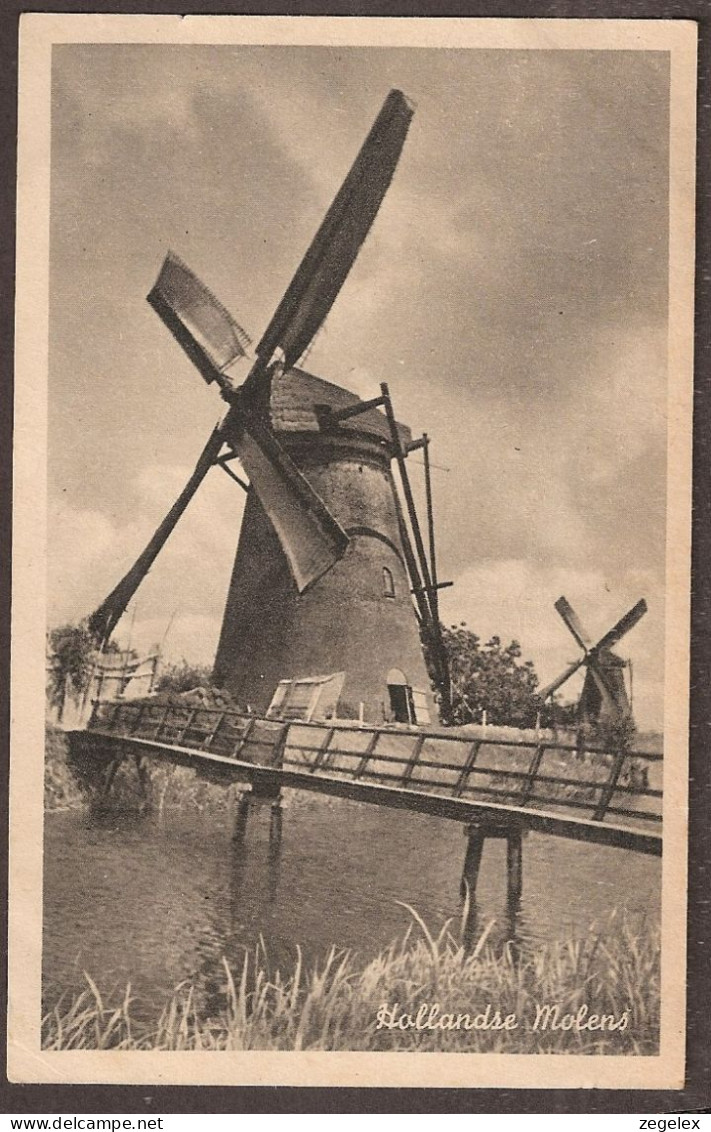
[539,596,647,727]
[86,90,450,724]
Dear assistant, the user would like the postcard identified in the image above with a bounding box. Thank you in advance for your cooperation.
[9,13,696,1089]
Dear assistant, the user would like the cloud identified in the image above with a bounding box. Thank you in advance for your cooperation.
[47,499,118,624]
[114,613,225,668]
[46,46,671,732]
[47,461,245,647]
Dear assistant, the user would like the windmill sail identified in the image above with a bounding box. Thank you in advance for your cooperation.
[538,658,585,701]
[227,416,349,593]
[554,596,593,652]
[87,422,226,645]
[147,252,251,386]
[594,599,648,653]
[91,92,413,640]
[147,256,349,593]
[256,89,414,370]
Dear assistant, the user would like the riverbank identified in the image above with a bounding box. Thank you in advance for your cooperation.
[45,726,88,810]
[41,911,659,1053]
[45,725,233,813]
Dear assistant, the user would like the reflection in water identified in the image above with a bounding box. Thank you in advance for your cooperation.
[460,879,523,959]
[42,796,661,1017]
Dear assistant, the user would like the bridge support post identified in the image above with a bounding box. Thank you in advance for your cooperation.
[506,830,523,905]
[460,826,485,899]
[232,784,283,848]
[133,754,152,811]
[269,800,283,857]
[233,792,252,842]
[102,757,121,799]
[461,821,525,905]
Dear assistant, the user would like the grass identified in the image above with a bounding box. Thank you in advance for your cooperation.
[41,909,659,1054]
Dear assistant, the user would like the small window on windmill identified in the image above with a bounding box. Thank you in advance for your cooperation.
[382,566,395,598]
[267,672,346,723]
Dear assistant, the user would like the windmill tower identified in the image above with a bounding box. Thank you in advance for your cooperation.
[539,595,647,728]
[87,91,450,725]
[212,366,435,721]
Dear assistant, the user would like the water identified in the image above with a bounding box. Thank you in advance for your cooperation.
[43,796,660,1014]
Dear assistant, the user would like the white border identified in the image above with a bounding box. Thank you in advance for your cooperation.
[9,14,697,1088]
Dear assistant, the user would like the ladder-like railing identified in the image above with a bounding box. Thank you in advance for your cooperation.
[86,700,662,832]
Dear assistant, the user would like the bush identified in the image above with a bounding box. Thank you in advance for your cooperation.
[155,661,214,695]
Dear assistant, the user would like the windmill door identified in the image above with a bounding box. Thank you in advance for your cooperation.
[386,669,430,725]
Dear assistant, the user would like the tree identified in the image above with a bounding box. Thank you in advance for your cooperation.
[46,622,97,720]
[47,624,137,720]
[430,623,542,728]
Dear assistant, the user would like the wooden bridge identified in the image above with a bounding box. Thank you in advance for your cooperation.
[69,698,662,910]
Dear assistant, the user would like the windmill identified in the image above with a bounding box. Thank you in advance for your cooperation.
[538,596,648,728]
[87,90,451,724]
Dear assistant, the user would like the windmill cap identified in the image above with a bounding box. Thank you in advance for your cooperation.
[269,366,412,448]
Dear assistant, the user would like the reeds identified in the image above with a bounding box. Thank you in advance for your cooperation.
[41,909,659,1054]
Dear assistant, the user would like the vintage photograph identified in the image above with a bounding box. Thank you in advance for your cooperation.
[9,16,695,1088]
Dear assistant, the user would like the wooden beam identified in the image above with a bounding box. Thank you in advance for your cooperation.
[311,727,335,773]
[380,385,435,601]
[454,740,482,797]
[521,743,547,805]
[354,730,381,778]
[460,828,485,898]
[101,757,121,799]
[233,717,255,758]
[380,385,450,708]
[314,395,387,428]
[233,792,251,842]
[410,580,453,595]
[404,436,427,453]
[201,711,226,750]
[217,460,249,492]
[401,734,425,785]
[593,746,630,821]
[506,831,523,904]
[388,458,430,628]
[422,433,439,624]
[269,802,283,855]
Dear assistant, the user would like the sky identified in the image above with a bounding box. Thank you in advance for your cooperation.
[47,44,670,729]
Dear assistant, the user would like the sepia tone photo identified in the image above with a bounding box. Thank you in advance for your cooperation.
[9,15,695,1088]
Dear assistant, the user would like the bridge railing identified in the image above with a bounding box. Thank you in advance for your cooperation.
[88,700,662,829]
